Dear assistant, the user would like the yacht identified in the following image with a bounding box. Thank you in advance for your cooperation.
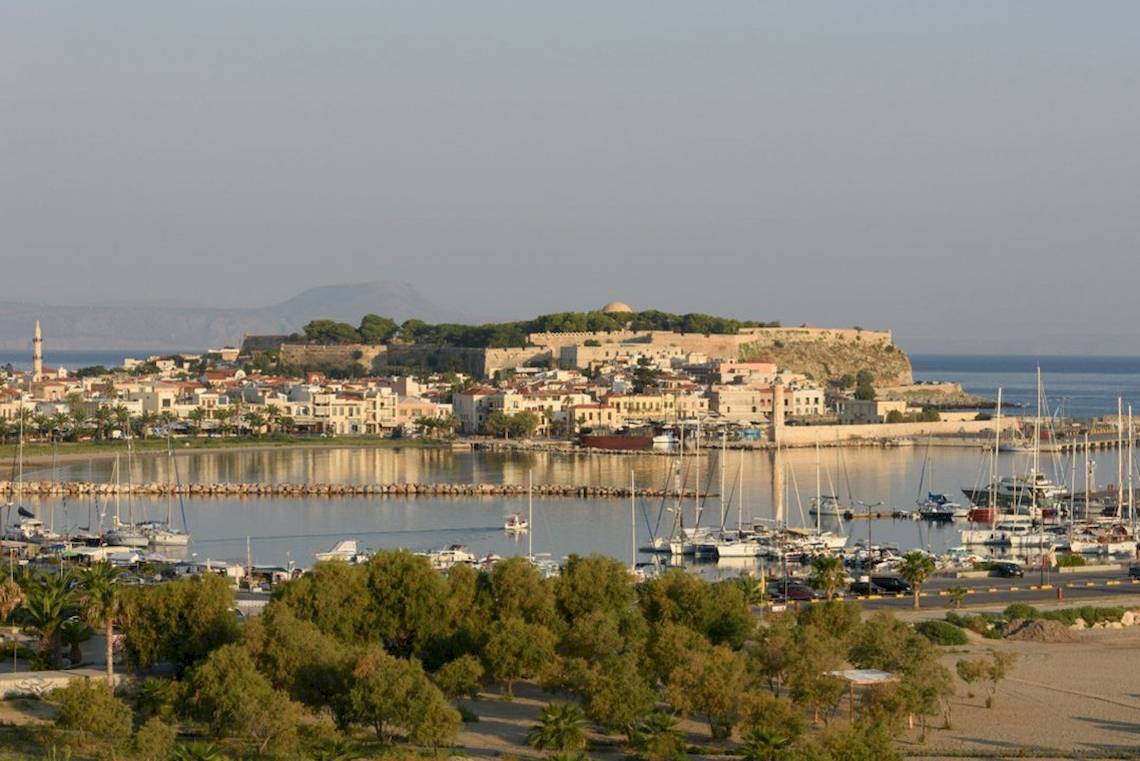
[314,539,372,564]
[960,518,1054,549]
[809,495,846,518]
[422,544,476,571]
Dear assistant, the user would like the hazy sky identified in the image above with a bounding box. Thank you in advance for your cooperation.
[3,2,1139,352]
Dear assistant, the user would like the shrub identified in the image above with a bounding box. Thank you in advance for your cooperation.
[134,716,178,761]
[434,654,484,699]
[53,679,133,744]
[1056,554,1086,568]
[915,620,968,646]
[1003,603,1039,621]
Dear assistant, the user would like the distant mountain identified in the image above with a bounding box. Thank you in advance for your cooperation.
[0,281,470,351]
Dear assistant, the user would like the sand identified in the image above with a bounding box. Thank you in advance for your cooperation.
[903,626,1140,759]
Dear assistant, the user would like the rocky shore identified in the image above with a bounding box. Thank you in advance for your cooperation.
[0,480,706,499]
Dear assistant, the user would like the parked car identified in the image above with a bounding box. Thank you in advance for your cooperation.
[848,580,888,596]
[1127,564,1140,580]
[870,576,913,594]
[990,561,1024,578]
[773,581,819,602]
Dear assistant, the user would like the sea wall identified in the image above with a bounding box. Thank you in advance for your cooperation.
[775,417,1018,446]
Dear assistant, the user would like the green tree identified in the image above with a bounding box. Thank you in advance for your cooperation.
[484,616,556,697]
[528,702,589,751]
[187,406,208,435]
[304,320,362,344]
[898,552,936,610]
[274,560,372,644]
[666,645,747,739]
[172,742,230,761]
[433,654,485,700]
[119,574,239,674]
[79,562,123,686]
[359,314,399,344]
[347,646,459,744]
[632,357,661,394]
[489,555,556,625]
[365,550,449,657]
[807,555,846,600]
[574,651,655,742]
[59,620,92,665]
[484,410,513,438]
[853,383,876,401]
[188,644,301,756]
[508,410,541,438]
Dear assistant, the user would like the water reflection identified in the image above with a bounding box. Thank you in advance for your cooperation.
[22,444,1119,566]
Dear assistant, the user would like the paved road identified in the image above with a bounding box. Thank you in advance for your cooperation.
[855,568,1140,613]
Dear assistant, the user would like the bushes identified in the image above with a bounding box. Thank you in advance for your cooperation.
[52,679,133,743]
[1056,554,1087,568]
[1003,603,1040,621]
[1041,606,1124,627]
[915,620,968,646]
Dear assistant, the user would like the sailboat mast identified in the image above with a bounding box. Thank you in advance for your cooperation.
[1031,368,1040,518]
[737,446,744,533]
[720,427,727,531]
[991,387,1002,526]
[694,418,702,526]
[527,469,534,560]
[630,469,636,572]
[1128,406,1134,531]
[1084,431,1091,524]
[815,440,821,534]
[1119,397,1125,497]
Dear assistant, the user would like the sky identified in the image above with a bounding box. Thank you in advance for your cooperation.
[2,2,1139,353]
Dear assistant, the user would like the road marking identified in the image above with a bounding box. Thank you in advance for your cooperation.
[1009,586,1019,592]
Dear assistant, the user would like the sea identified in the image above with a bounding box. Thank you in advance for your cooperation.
[912,355,1140,419]
[0,349,190,373]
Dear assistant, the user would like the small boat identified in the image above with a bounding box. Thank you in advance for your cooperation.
[314,539,371,563]
[809,495,845,518]
[503,512,529,532]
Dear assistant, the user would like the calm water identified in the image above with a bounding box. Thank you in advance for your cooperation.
[0,349,192,372]
[15,444,1126,569]
[912,354,1140,419]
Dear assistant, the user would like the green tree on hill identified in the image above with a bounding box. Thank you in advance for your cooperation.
[303,320,362,344]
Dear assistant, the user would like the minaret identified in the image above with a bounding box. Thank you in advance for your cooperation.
[32,320,43,382]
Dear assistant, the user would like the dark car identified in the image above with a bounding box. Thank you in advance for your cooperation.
[1127,564,1140,580]
[990,561,1024,578]
[848,580,888,596]
[870,576,913,594]
[775,581,819,602]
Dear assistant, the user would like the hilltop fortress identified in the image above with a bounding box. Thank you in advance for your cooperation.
[264,316,911,386]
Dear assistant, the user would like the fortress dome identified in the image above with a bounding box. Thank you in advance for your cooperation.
[601,300,633,314]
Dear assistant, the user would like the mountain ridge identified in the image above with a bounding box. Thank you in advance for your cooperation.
[0,281,470,351]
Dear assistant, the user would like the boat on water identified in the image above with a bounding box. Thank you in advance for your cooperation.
[916,492,969,521]
[503,512,529,532]
[959,518,1055,549]
[421,544,476,570]
[809,495,846,518]
[314,539,372,563]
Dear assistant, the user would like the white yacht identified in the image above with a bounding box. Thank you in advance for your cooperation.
[503,512,529,532]
[314,539,371,564]
[422,544,476,570]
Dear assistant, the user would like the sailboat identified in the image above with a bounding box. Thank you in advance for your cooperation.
[716,448,764,558]
[105,440,148,547]
[4,413,59,543]
[143,437,191,546]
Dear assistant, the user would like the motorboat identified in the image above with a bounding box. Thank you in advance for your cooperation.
[809,495,846,518]
[422,544,476,570]
[314,539,371,564]
[503,512,529,532]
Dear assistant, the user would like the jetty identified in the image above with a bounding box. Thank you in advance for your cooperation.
[0,480,708,500]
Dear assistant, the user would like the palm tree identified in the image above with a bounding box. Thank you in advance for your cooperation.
[264,404,282,434]
[308,736,361,761]
[899,551,936,610]
[172,743,230,761]
[528,702,589,751]
[243,411,267,437]
[49,412,70,440]
[93,405,114,440]
[807,554,846,600]
[112,404,131,435]
[32,413,51,440]
[60,620,92,665]
[69,408,90,440]
[187,406,208,436]
[742,727,793,761]
[18,571,76,667]
[80,562,123,686]
[636,712,685,761]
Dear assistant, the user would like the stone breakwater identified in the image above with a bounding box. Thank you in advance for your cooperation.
[0,480,706,499]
